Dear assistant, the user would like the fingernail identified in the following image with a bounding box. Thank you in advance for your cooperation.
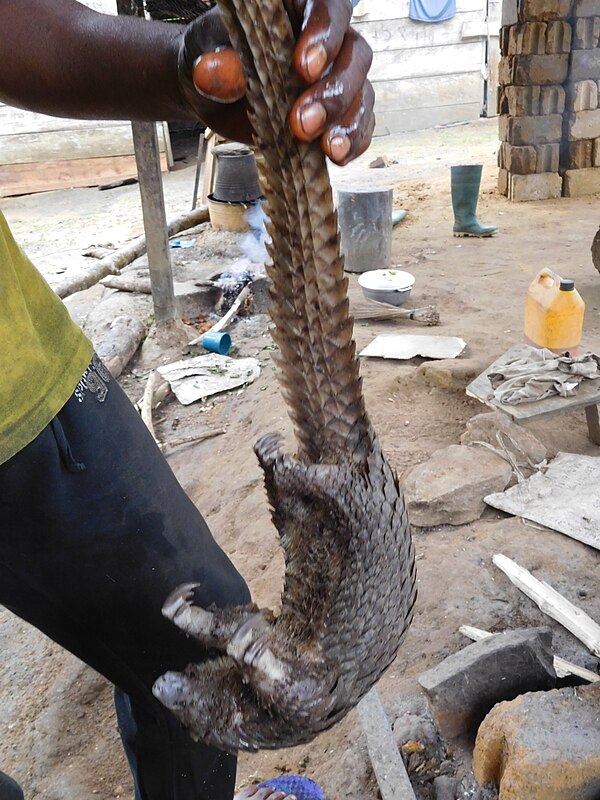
[299,102,327,136]
[329,134,351,162]
[303,43,327,80]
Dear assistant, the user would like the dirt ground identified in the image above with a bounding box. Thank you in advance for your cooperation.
[2,117,600,799]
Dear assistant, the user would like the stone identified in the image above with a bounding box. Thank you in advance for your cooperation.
[502,0,517,26]
[497,86,508,116]
[498,56,512,87]
[566,80,599,113]
[460,411,547,478]
[511,54,569,86]
[505,85,541,116]
[570,49,600,83]
[500,26,511,56]
[457,773,499,800]
[594,138,600,167]
[502,144,537,174]
[566,139,594,169]
[534,143,559,173]
[474,684,600,800]
[591,226,600,272]
[392,696,439,751]
[174,280,223,319]
[402,444,513,527]
[563,167,600,197]
[573,0,598,16]
[506,114,563,146]
[568,109,600,140]
[573,15,600,49]
[508,22,547,55]
[518,0,572,21]
[369,155,390,168]
[508,171,562,201]
[545,20,572,53]
[433,776,456,800]
[418,357,491,392]
[540,85,565,115]
[498,113,509,142]
[498,168,509,196]
[418,628,556,739]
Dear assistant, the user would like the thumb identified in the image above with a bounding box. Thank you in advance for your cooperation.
[193,48,247,104]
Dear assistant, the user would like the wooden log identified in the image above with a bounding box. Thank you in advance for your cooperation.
[101,275,152,293]
[140,371,167,443]
[493,554,600,658]
[95,316,147,378]
[55,206,209,299]
[459,624,600,683]
[358,688,417,800]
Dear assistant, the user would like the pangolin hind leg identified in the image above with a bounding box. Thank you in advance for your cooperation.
[158,595,337,728]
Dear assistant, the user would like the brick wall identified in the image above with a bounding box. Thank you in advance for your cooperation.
[497,0,600,200]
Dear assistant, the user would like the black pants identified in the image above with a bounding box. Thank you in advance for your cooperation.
[0,357,250,800]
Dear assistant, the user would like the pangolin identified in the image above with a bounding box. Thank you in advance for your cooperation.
[152,0,417,753]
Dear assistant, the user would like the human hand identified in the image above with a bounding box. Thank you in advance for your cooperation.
[178,1,374,165]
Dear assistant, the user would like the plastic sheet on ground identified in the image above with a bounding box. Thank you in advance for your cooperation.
[485,452,600,551]
[359,334,466,360]
[157,353,260,405]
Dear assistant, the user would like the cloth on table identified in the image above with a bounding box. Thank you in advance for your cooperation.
[488,346,600,405]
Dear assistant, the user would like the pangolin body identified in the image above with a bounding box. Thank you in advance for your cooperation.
[152,0,417,753]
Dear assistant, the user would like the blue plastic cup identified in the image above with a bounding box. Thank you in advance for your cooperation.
[202,331,231,355]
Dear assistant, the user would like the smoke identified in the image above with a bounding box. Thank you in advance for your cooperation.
[239,200,270,268]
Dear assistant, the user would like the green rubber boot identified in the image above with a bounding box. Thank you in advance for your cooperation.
[451,165,498,238]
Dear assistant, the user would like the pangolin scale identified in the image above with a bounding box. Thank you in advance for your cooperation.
[152,0,417,752]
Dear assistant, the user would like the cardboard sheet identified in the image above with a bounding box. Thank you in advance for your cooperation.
[485,452,600,551]
[158,354,260,405]
[359,334,466,360]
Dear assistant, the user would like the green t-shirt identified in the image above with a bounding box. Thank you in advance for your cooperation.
[1,210,93,465]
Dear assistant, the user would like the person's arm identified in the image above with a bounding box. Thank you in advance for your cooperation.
[0,0,195,122]
[0,0,374,164]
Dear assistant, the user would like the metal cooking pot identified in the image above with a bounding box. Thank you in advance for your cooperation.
[213,143,262,203]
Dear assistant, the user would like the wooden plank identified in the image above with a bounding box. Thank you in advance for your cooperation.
[493,554,600,658]
[459,624,600,683]
[0,125,137,165]
[0,153,168,197]
[0,104,125,135]
[373,73,483,111]
[369,41,484,82]
[352,0,483,22]
[585,405,600,445]
[358,689,417,800]
[466,344,600,423]
[354,10,484,52]
[374,102,481,134]
[485,35,500,117]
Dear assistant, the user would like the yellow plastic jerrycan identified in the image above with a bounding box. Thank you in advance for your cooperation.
[524,269,585,355]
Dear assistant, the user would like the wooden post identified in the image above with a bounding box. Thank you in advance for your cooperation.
[116,0,178,325]
[131,121,177,323]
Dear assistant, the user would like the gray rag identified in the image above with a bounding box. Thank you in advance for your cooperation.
[488,346,600,405]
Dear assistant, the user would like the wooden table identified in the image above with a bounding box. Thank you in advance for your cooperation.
[466,344,600,445]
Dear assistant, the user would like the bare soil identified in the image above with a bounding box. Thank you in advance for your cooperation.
[2,118,600,799]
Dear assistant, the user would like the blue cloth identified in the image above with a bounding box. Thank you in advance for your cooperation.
[259,776,326,800]
[409,0,456,22]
